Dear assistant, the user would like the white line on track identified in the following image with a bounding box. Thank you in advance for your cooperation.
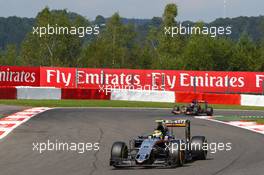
[195,116,264,135]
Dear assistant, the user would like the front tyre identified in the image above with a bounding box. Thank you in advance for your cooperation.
[110,142,128,166]
[172,105,180,114]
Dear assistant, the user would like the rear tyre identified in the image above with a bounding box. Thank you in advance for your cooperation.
[168,141,185,167]
[172,106,180,114]
[110,142,128,167]
[193,106,199,115]
[206,107,213,116]
[191,136,207,160]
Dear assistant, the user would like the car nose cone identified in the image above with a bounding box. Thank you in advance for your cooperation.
[136,154,148,164]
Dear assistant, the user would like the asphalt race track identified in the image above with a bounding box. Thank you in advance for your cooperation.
[0,105,27,116]
[0,108,264,175]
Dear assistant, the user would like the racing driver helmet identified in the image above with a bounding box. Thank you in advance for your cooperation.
[152,130,163,138]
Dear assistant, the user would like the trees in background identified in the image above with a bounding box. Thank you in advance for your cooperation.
[79,13,137,68]
[0,44,18,65]
[156,3,185,70]
[260,41,264,71]
[182,29,214,70]
[229,34,260,71]
[182,23,234,71]
[19,8,87,67]
[0,3,263,72]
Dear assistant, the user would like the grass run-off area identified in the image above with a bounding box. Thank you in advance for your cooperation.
[213,115,264,124]
[0,99,264,111]
[255,119,264,124]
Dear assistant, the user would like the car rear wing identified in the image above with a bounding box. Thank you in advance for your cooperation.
[155,119,191,141]
[155,119,190,127]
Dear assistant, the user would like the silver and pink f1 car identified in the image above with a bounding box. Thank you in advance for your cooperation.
[110,119,207,168]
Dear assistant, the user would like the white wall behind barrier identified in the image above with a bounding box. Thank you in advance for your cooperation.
[241,94,264,107]
[16,87,61,100]
[111,89,175,103]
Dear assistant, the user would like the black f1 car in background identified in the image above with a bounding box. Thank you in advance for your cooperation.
[110,119,207,168]
[172,100,213,116]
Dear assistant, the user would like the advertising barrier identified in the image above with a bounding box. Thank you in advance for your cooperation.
[175,92,241,105]
[1,66,264,94]
[0,66,40,86]
[61,88,110,100]
[241,94,264,107]
[0,86,263,106]
[111,89,175,103]
[0,87,17,99]
[16,87,61,100]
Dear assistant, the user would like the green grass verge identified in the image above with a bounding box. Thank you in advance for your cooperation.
[213,116,264,124]
[0,100,175,108]
[214,115,264,122]
[0,99,264,110]
[255,119,264,124]
[214,115,247,121]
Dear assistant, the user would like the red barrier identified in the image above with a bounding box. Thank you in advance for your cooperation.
[1,66,264,94]
[0,66,40,86]
[40,67,76,88]
[175,92,241,105]
[61,88,110,100]
[0,87,17,99]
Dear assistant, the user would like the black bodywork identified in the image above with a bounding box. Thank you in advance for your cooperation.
[110,120,207,168]
[172,100,213,116]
